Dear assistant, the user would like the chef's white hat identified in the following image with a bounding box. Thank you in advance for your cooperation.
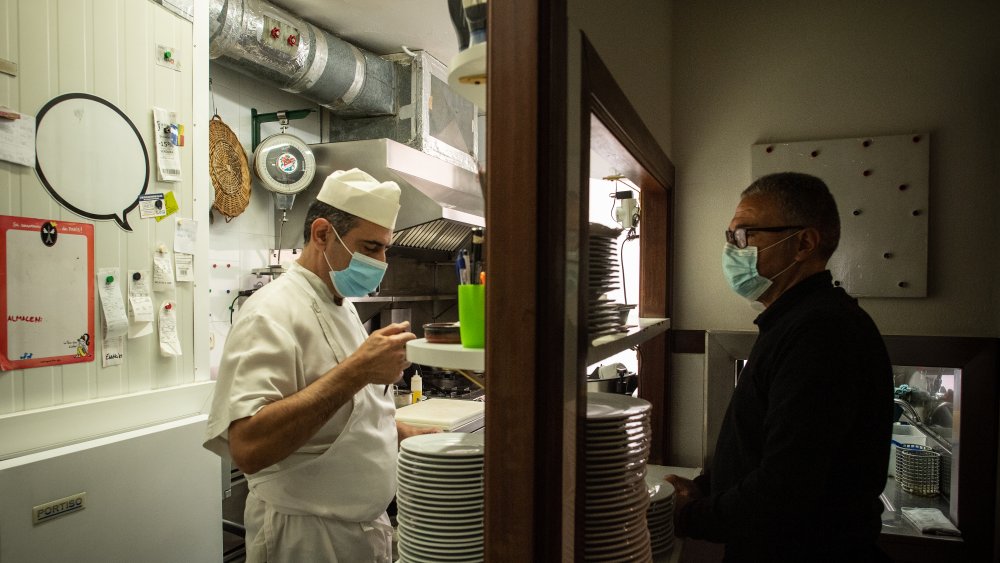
[317,168,401,230]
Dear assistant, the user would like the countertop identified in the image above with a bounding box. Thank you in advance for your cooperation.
[880,477,962,542]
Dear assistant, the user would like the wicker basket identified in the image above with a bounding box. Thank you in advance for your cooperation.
[209,115,251,221]
[895,443,940,496]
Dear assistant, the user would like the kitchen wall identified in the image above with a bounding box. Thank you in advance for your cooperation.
[669,1,1000,465]
[205,62,321,376]
[0,2,219,560]
[0,0,212,456]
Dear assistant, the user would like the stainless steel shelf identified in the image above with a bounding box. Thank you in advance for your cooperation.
[586,317,671,365]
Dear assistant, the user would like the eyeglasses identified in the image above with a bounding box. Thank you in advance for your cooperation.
[725,226,803,249]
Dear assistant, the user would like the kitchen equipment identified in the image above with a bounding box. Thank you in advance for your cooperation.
[424,322,462,344]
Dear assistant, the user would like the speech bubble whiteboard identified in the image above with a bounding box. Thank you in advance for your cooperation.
[34,93,149,231]
[0,215,95,370]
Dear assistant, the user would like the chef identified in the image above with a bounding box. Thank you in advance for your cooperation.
[204,168,429,562]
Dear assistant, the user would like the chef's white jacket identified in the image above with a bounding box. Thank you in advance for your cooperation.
[204,261,397,562]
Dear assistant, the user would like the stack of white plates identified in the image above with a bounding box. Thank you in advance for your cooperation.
[644,465,677,557]
[584,392,653,562]
[588,224,625,339]
[396,433,485,563]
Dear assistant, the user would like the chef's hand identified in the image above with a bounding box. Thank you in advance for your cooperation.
[664,474,701,538]
[351,321,416,385]
[396,421,441,445]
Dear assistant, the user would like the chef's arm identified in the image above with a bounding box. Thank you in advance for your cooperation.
[229,322,415,474]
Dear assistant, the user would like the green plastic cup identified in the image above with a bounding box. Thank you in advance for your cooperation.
[458,284,485,349]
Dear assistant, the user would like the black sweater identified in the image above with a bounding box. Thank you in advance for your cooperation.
[682,271,893,562]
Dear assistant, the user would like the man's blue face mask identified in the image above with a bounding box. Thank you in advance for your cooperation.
[323,227,387,298]
[721,230,800,301]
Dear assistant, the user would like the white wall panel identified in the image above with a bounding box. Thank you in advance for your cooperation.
[0,0,207,451]
[205,61,321,371]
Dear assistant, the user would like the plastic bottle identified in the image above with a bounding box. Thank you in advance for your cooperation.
[411,372,422,403]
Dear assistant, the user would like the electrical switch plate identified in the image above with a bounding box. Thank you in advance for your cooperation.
[155,45,181,71]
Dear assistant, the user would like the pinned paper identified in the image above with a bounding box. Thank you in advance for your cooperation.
[138,193,167,219]
[127,270,154,338]
[173,217,197,254]
[0,110,36,167]
[154,191,180,223]
[158,301,182,357]
[175,253,194,282]
[152,246,175,292]
[102,335,124,367]
[97,268,128,339]
[153,107,181,182]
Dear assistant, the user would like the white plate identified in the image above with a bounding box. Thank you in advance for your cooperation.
[583,535,651,562]
[396,511,483,528]
[586,393,651,421]
[398,462,484,478]
[397,523,483,542]
[398,453,484,470]
[397,483,483,501]
[398,527,483,549]
[397,541,483,563]
[585,492,648,512]
[401,432,485,458]
[584,531,648,551]
[396,512,483,532]
[397,490,483,509]
[644,475,676,504]
[397,466,483,483]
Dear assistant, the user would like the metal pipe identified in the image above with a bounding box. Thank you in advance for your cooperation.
[895,398,953,456]
[208,0,396,116]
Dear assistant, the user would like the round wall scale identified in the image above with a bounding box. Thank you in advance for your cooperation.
[252,132,316,276]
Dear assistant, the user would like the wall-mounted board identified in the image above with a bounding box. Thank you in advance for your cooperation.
[752,133,929,297]
[0,216,95,370]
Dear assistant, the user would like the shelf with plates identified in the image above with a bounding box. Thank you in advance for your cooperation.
[586,317,671,365]
[406,338,484,371]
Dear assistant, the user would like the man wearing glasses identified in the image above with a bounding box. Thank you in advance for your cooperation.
[667,172,893,562]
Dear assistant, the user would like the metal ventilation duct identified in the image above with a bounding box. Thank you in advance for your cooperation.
[208,0,395,116]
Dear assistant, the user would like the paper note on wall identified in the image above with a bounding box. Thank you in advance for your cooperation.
[174,218,197,255]
[152,247,175,292]
[153,107,181,182]
[175,253,193,282]
[127,270,154,338]
[0,111,36,167]
[158,301,182,357]
[0,216,95,370]
[97,268,128,340]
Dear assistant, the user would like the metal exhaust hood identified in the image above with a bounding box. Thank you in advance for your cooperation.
[278,139,484,252]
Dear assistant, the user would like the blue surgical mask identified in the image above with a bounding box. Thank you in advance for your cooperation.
[721,231,800,301]
[323,229,387,297]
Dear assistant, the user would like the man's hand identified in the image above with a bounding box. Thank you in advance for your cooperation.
[349,322,416,385]
[664,474,702,538]
[396,421,441,445]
